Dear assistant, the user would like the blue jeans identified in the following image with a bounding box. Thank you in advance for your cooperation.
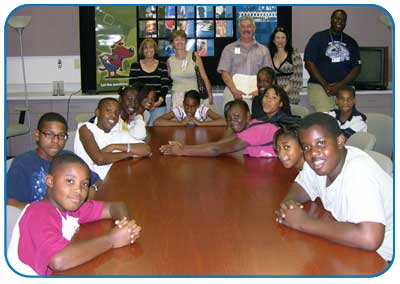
[148,106,167,126]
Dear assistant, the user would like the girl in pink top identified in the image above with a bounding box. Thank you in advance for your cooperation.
[159,99,285,157]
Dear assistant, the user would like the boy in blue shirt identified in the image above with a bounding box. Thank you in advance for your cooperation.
[7,112,101,209]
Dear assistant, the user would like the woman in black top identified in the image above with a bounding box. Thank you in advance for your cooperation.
[129,38,171,126]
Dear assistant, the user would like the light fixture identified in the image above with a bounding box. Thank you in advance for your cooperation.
[7,15,32,152]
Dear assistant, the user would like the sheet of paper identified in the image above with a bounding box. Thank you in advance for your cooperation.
[232,74,257,98]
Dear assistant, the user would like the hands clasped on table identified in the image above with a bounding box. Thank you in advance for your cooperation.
[111,217,142,247]
[275,200,307,230]
[160,141,184,156]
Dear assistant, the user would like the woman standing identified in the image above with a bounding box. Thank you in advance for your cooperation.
[167,30,213,108]
[268,27,303,104]
[129,38,170,126]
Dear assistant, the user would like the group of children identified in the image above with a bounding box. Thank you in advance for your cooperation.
[6,67,391,275]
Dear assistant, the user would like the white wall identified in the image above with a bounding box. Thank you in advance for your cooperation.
[6,56,81,93]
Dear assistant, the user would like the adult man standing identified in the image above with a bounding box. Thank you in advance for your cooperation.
[304,9,361,112]
[217,16,273,107]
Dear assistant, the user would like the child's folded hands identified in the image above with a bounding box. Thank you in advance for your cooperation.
[111,217,142,247]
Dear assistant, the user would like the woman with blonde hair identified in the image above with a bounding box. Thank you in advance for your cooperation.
[167,30,213,108]
[129,38,171,126]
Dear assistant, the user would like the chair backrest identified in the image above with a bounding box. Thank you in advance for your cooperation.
[346,132,376,151]
[6,157,15,172]
[7,205,23,249]
[290,104,310,118]
[75,113,94,124]
[64,130,76,152]
[365,150,393,176]
[365,113,392,158]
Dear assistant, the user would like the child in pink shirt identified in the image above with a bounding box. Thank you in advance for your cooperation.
[160,99,280,157]
[7,153,141,275]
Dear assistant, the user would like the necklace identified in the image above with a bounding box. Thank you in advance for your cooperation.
[141,59,157,73]
[329,31,343,45]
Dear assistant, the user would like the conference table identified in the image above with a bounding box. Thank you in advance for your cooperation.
[55,126,388,276]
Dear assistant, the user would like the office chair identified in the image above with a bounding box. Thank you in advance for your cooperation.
[366,150,393,176]
[64,131,76,152]
[7,205,23,249]
[75,113,94,124]
[290,104,310,118]
[365,113,392,158]
[346,132,376,151]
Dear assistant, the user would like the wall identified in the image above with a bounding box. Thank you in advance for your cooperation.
[292,5,393,85]
[6,6,81,93]
[6,5,393,92]
[6,6,80,56]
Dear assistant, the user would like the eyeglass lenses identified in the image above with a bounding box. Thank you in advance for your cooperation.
[42,131,68,140]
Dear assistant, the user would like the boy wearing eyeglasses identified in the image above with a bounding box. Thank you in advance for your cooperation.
[7,112,102,210]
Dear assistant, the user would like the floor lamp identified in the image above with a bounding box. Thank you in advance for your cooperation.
[7,16,33,155]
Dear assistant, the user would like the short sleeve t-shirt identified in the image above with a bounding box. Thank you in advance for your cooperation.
[7,150,101,203]
[8,200,104,275]
[304,29,361,84]
[295,146,392,261]
[236,119,279,157]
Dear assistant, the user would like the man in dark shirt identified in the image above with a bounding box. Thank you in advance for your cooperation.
[304,9,361,112]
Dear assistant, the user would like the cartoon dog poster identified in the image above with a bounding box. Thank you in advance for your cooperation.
[95,6,137,92]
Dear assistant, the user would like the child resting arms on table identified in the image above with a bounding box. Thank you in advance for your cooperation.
[160,96,286,157]
[154,90,226,127]
[8,153,141,275]
[74,97,151,179]
[275,112,392,261]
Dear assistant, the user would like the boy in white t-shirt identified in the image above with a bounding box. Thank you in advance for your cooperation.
[74,98,151,179]
[275,112,392,261]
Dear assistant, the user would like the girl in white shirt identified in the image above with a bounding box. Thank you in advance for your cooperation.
[154,90,226,127]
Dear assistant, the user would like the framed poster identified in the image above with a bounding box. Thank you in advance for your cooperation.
[95,6,137,92]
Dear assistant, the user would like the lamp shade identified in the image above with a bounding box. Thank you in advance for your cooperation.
[8,16,32,29]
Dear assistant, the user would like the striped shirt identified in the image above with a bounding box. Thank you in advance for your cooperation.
[327,108,367,138]
[129,61,171,107]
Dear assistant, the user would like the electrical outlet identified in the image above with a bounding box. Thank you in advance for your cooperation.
[57,59,62,71]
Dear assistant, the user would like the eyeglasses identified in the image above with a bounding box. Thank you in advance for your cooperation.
[39,129,68,140]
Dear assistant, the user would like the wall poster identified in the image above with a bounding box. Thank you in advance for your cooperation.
[95,6,137,92]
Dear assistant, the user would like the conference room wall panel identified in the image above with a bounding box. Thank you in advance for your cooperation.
[6,5,393,90]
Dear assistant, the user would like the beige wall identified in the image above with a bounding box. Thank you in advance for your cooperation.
[6,6,80,56]
[6,5,393,81]
[292,6,393,81]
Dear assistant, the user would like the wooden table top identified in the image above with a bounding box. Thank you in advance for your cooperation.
[55,126,388,276]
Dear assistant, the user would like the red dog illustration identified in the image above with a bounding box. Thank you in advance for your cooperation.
[98,38,135,78]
